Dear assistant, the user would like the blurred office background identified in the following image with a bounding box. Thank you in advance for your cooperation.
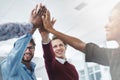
[0,0,120,80]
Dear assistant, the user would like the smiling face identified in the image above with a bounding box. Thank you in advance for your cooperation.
[105,3,120,43]
[105,10,120,42]
[51,39,67,59]
[22,42,35,62]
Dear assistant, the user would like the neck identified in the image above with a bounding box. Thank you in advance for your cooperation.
[22,61,32,71]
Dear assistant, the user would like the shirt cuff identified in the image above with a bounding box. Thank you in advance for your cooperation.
[29,22,34,28]
[42,39,51,45]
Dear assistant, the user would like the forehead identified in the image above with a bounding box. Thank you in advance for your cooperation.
[109,9,120,20]
[51,39,64,45]
[27,42,34,46]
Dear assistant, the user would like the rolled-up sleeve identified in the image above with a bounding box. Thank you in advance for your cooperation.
[0,22,33,41]
[85,43,112,66]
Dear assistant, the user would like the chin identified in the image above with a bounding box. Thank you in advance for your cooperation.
[106,35,112,41]
[22,58,31,62]
[106,37,115,41]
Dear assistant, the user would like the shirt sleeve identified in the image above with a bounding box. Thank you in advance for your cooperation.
[1,33,32,76]
[0,22,33,41]
[42,42,56,79]
[85,43,113,66]
[42,41,55,63]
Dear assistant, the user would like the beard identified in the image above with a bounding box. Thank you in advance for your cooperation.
[22,57,33,62]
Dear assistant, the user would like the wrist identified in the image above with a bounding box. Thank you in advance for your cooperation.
[42,38,51,44]
[29,28,36,34]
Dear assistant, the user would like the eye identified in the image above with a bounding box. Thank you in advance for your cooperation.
[25,46,35,51]
[59,44,63,47]
[53,45,57,48]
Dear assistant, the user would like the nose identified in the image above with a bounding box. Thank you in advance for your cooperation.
[25,48,31,52]
[104,24,108,28]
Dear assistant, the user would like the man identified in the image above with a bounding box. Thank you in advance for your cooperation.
[39,20,79,80]
[41,2,120,80]
[0,3,46,80]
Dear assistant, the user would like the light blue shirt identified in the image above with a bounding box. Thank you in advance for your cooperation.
[0,22,33,41]
[0,33,36,80]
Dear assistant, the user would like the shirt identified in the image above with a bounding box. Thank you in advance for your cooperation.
[85,43,120,80]
[0,22,33,41]
[0,33,36,80]
[55,57,71,64]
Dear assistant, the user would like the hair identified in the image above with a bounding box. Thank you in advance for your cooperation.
[52,35,67,46]
[113,2,120,10]
[30,38,36,46]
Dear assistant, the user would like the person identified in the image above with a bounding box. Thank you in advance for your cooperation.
[39,19,79,80]
[0,3,46,80]
[41,2,120,80]
[0,3,45,41]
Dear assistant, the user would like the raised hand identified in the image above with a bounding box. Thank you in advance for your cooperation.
[41,10,56,32]
[30,3,47,28]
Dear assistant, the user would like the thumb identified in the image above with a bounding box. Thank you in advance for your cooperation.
[51,18,56,26]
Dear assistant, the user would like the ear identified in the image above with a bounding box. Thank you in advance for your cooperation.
[65,45,67,49]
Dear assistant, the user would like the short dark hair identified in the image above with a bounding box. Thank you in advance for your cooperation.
[52,35,67,46]
[30,38,36,46]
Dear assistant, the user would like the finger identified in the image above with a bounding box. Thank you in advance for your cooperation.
[41,6,47,16]
[42,16,45,23]
[46,10,51,21]
[35,4,38,14]
[38,5,47,17]
[31,9,34,15]
[51,17,56,26]
[31,9,36,18]
[40,3,43,8]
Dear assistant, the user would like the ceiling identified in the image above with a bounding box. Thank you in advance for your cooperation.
[0,0,119,57]
[0,0,120,79]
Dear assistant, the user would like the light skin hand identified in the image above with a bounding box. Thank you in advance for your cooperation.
[41,10,56,32]
[39,9,56,43]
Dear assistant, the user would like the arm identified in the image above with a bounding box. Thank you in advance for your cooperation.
[85,43,112,66]
[39,23,56,79]
[0,22,33,41]
[38,7,56,62]
[42,10,86,53]
[38,26,53,62]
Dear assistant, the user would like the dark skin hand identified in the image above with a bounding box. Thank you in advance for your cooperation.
[30,3,47,28]
[42,10,86,53]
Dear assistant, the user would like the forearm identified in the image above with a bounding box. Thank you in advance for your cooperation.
[39,29,50,43]
[0,22,33,41]
[42,42,54,62]
[42,34,50,43]
[49,28,86,52]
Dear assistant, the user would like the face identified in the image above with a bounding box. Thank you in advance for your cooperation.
[51,39,66,59]
[105,9,120,42]
[22,43,35,62]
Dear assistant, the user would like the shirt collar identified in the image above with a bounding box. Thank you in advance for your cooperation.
[21,62,36,71]
[55,57,71,64]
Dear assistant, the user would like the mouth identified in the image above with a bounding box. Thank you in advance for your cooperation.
[22,53,33,62]
[24,53,33,59]
[56,50,64,55]
[25,53,32,57]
